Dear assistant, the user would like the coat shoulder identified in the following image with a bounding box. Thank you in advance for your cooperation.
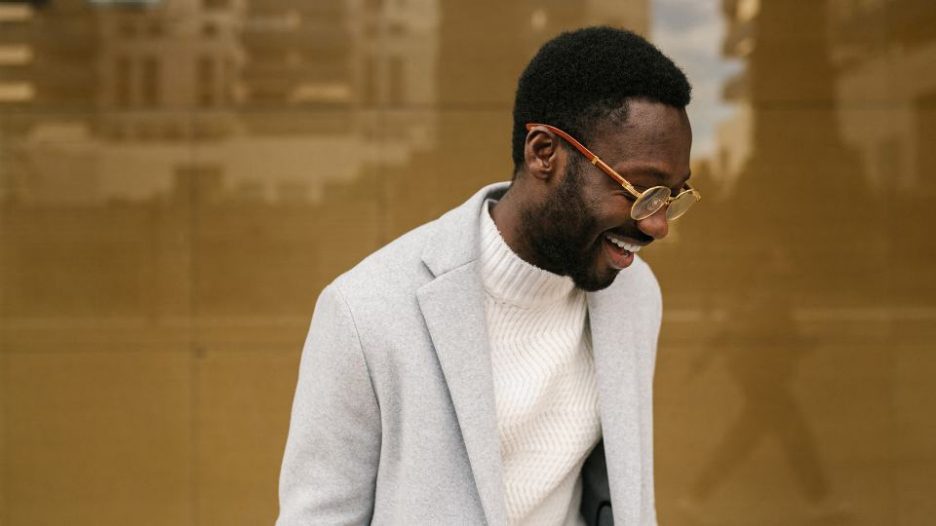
[326,182,508,308]
[331,220,436,306]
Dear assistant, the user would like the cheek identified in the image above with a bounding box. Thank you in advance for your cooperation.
[590,197,633,229]
[575,184,633,235]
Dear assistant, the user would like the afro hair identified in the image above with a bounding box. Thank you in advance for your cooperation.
[511,26,691,169]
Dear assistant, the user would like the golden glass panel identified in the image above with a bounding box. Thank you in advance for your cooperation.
[4,351,193,525]
[2,0,935,524]
[196,349,299,525]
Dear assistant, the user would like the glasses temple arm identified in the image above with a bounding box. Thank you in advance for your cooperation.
[527,123,640,194]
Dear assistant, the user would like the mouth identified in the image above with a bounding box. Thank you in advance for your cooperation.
[602,232,644,270]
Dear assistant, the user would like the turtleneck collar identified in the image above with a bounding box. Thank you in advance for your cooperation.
[479,199,578,307]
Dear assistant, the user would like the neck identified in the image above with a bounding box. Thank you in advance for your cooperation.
[490,181,542,269]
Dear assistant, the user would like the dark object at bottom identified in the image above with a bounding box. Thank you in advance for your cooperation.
[580,441,614,525]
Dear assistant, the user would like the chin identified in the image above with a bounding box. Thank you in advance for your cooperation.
[571,268,619,292]
[569,245,624,292]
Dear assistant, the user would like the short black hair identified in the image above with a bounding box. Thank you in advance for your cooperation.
[512,26,691,169]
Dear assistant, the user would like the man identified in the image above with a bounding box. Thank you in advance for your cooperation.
[277,27,695,526]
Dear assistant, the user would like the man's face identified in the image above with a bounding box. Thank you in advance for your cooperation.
[521,99,693,291]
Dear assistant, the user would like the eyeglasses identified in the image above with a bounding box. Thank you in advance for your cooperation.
[525,123,701,221]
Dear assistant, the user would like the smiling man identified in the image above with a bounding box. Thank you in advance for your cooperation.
[277,27,695,526]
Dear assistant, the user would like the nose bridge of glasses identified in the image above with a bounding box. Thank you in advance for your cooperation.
[664,188,699,220]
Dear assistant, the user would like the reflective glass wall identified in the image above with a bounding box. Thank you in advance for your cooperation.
[1,0,934,524]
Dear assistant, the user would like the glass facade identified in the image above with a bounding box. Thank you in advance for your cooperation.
[1,0,934,523]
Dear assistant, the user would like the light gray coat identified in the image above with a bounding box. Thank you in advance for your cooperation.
[277,183,662,525]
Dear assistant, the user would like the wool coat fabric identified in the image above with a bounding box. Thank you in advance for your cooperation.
[276,182,662,526]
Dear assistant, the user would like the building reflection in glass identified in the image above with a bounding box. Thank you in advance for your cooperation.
[1,0,934,524]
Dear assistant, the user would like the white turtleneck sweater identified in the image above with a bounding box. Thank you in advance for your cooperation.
[479,200,602,526]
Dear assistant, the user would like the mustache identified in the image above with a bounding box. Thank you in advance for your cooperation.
[606,226,654,245]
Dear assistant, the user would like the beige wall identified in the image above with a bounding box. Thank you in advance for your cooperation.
[1,0,934,524]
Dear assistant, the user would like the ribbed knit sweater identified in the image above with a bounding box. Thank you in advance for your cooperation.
[479,200,602,526]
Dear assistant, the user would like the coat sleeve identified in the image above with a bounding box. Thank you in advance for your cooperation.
[276,284,382,525]
[640,267,662,525]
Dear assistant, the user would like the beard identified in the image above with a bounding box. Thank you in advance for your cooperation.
[518,158,616,292]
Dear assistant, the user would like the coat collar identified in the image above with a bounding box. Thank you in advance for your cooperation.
[420,182,509,277]
[416,182,650,525]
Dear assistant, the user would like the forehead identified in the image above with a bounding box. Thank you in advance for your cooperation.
[588,100,692,183]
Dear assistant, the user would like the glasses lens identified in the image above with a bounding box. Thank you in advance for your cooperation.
[631,186,671,220]
[665,191,697,220]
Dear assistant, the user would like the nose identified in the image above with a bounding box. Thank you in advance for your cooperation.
[636,207,669,240]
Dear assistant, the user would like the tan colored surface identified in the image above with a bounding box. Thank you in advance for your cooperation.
[2,0,935,524]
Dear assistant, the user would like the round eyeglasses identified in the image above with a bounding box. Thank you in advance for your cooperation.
[525,123,701,221]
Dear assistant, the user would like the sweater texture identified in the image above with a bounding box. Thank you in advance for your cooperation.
[479,200,602,526]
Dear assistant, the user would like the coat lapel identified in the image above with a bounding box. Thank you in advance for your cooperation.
[587,289,644,525]
[417,266,505,525]
[416,183,509,526]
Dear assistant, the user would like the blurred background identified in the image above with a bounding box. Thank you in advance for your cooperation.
[1,0,934,524]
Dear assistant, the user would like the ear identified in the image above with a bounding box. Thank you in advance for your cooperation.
[523,126,562,181]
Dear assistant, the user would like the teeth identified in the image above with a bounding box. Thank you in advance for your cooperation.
[605,233,641,253]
